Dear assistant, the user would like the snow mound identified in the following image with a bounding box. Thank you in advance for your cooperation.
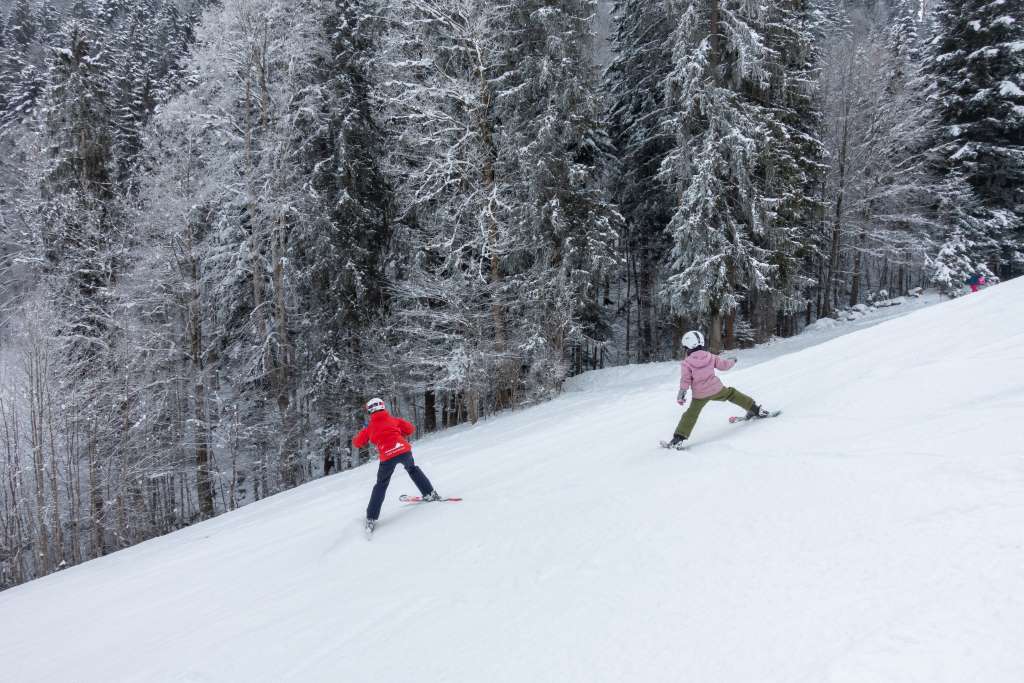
[805,316,839,332]
[2,283,1023,683]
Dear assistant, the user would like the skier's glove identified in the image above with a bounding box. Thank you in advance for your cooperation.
[676,388,687,405]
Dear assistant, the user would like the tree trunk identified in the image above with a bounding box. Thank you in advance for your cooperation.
[709,312,723,354]
[825,77,851,316]
[193,376,214,518]
[88,437,104,558]
[849,245,862,307]
[709,0,721,75]
[476,51,514,409]
[639,257,655,361]
[423,390,437,433]
[271,219,299,488]
[28,349,51,574]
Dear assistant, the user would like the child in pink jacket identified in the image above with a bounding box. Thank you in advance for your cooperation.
[664,330,770,448]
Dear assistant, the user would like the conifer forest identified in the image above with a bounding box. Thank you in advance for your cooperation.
[0,0,1021,588]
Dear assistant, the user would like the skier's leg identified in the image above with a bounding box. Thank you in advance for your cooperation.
[718,387,755,412]
[399,452,435,496]
[675,397,709,438]
[366,459,399,520]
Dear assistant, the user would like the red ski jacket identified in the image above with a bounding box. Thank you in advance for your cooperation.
[353,410,415,461]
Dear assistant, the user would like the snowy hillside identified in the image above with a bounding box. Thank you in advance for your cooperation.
[2,282,1023,683]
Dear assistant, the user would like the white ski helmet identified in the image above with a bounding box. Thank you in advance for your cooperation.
[365,397,386,414]
[682,330,705,350]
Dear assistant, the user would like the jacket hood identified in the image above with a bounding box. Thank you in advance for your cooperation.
[685,350,715,368]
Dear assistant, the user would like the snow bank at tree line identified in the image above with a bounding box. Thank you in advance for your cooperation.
[3,282,1024,683]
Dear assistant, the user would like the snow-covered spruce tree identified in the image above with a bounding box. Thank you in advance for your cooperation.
[926,0,1024,276]
[6,0,36,48]
[496,0,621,392]
[150,1,204,100]
[660,0,781,352]
[928,173,1001,296]
[605,0,677,361]
[37,2,64,37]
[107,0,209,183]
[288,0,393,461]
[746,0,826,337]
[0,0,46,131]
[108,4,159,184]
[377,0,515,422]
[888,0,920,72]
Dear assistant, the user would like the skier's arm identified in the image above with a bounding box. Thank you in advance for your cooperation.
[352,427,370,449]
[714,354,737,371]
[678,362,692,404]
[397,418,416,437]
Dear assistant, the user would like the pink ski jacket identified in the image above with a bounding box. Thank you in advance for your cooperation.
[679,350,736,399]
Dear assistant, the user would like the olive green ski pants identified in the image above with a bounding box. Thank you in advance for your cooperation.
[674,387,755,438]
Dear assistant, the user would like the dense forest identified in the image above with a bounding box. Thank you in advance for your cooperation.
[0,0,1020,588]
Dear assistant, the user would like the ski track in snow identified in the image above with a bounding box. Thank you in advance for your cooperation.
[3,287,1024,682]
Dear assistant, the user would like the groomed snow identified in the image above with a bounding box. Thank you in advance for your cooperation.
[3,284,1023,682]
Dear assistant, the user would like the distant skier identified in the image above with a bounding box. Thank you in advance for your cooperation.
[664,331,770,449]
[355,398,441,535]
[965,273,986,293]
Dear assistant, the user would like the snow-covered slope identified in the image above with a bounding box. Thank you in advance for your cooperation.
[3,283,1023,683]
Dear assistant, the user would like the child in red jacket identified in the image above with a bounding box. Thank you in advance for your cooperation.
[354,398,440,534]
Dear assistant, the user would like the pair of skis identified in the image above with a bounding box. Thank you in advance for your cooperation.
[659,410,782,450]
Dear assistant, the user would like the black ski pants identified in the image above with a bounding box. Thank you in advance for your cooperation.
[366,452,433,520]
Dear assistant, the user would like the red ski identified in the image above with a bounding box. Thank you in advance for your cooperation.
[399,494,462,503]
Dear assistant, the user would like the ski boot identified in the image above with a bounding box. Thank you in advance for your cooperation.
[364,518,376,535]
[745,403,770,419]
[421,491,442,502]
[665,434,687,450]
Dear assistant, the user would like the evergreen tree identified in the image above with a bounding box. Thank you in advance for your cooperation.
[926,0,1024,275]
[109,3,159,182]
[605,0,677,360]
[751,0,827,334]
[497,0,621,387]
[290,0,393,449]
[37,2,64,36]
[0,1,35,123]
[929,172,1001,295]
[7,0,37,49]
[660,0,780,351]
[888,0,920,72]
